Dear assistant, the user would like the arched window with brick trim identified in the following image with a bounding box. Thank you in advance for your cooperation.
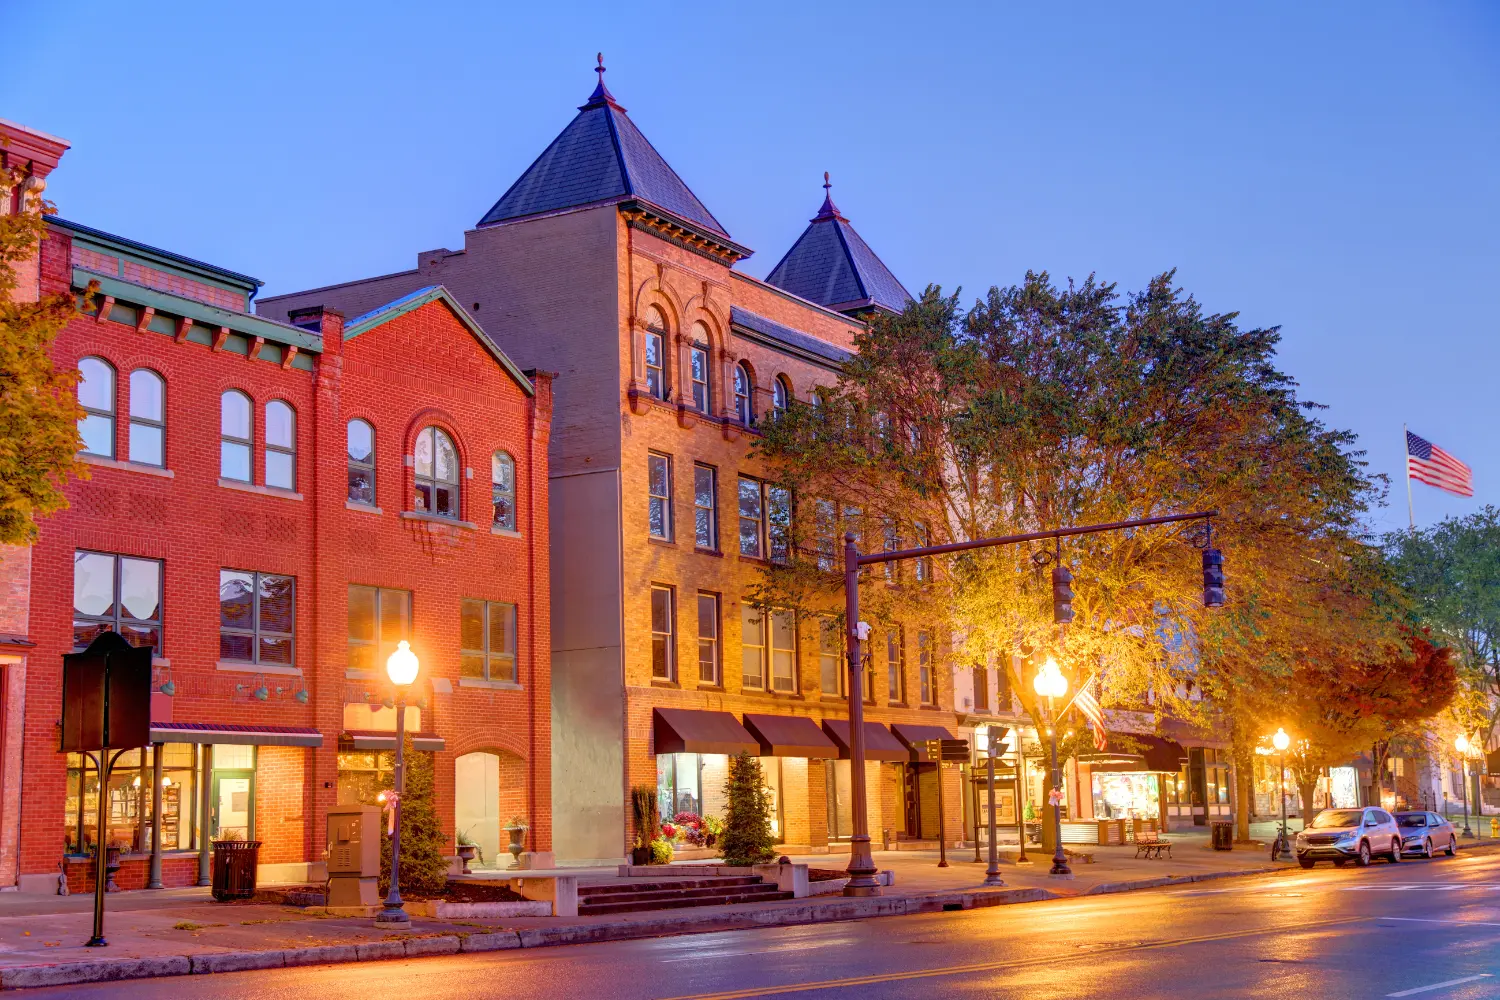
[733,362,753,425]
[347,419,375,505]
[413,426,459,518]
[77,356,116,458]
[128,368,165,466]
[643,306,668,401]
[492,450,516,531]
[265,400,296,491]
[220,389,252,482]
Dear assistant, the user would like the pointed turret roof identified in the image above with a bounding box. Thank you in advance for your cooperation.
[477,56,734,247]
[764,173,911,316]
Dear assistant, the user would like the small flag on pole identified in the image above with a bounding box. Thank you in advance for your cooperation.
[1406,430,1473,498]
[1074,674,1108,751]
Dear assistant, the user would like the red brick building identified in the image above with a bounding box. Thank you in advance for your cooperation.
[0,120,553,890]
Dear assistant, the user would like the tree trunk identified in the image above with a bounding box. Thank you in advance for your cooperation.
[1297,778,1319,826]
[1235,762,1252,842]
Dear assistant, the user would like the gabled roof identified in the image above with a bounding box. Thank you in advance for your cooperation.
[344,286,534,396]
[477,58,731,243]
[764,175,911,316]
[729,307,851,370]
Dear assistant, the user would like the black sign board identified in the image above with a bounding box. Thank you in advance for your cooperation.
[60,632,151,753]
[987,728,1018,758]
[924,738,971,763]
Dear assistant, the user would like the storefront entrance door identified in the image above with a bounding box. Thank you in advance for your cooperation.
[211,770,254,841]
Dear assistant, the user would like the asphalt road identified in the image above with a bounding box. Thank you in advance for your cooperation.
[26,851,1500,999]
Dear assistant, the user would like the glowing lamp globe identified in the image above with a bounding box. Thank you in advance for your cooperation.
[1272,727,1290,752]
[1456,734,1471,755]
[1033,656,1068,699]
[386,640,420,686]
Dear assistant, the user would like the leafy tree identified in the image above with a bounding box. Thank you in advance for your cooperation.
[719,753,776,866]
[0,162,85,545]
[378,735,449,897]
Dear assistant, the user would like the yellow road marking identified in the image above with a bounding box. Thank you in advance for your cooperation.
[659,915,1372,1000]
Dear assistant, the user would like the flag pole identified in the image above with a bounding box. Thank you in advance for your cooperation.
[1403,423,1416,531]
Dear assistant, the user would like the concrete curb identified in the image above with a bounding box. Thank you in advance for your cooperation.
[0,872,1268,990]
[1081,866,1286,895]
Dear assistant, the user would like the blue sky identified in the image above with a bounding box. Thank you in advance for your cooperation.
[9,1,1497,534]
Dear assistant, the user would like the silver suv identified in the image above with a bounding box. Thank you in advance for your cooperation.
[1294,807,1403,868]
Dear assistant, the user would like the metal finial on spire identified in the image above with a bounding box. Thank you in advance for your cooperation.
[597,53,605,79]
[824,171,831,191]
[584,52,623,110]
[815,170,842,221]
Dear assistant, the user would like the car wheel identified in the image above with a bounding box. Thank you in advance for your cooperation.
[1423,838,1434,859]
[1298,857,1315,869]
[1356,841,1372,867]
[1447,836,1457,857]
[1389,838,1402,863]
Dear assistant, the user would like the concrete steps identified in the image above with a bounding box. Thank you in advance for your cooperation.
[578,876,794,915]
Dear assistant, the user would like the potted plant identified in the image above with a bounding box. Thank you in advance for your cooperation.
[455,828,482,874]
[702,815,724,849]
[104,840,126,894]
[629,786,659,866]
[649,837,674,865]
[503,816,528,869]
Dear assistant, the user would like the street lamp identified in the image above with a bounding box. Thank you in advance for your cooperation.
[376,640,419,927]
[1271,727,1291,859]
[1033,657,1071,877]
[1455,734,1474,839]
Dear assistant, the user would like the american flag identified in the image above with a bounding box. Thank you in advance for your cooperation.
[1074,674,1108,751]
[1407,430,1473,498]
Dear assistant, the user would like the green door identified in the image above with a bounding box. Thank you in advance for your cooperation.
[211,770,255,841]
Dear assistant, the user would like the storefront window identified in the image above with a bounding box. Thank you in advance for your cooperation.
[763,758,784,841]
[825,759,853,840]
[337,751,393,806]
[1091,772,1160,820]
[658,753,703,820]
[64,744,199,855]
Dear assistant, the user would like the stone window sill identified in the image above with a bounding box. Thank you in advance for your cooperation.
[215,660,301,676]
[219,478,302,501]
[490,525,522,538]
[346,501,382,515]
[80,454,175,478]
[650,678,680,689]
[695,547,723,558]
[458,677,523,691]
[647,536,675,547]
[401,511,476,530]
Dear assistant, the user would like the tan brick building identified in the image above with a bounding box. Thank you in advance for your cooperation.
[260,62,968,863]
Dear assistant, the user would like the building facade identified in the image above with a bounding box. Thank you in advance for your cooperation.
[260,65,972,863]
[0,122,553,889]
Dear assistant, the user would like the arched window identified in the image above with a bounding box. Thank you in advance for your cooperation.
[492,451,516,531]
[265,400,296,490]
[413,426,459,518]
[689,322,711,413]
[128,369,165,466]
[347,419,375,505]
[733,362,753,425]
[77,357,116,458]
[772,376,790,414]
[644,306,667,400]
[220,390,252,481]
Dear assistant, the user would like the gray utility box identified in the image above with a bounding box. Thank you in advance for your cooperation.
[327,805,381,907]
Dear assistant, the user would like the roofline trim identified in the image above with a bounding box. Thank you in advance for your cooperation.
[730,322,845,374]
[256,266,423,307]
[51,217,263,290]
[729,271,867,330]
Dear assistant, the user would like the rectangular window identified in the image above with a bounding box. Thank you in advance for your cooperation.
[882,520,900,581]
[770,610,796,693]
[741,605,766,690]
[697,592,720,685]
[694,464,718,550]
[738,476,764,558]
[347,585,411,673]
[918,630,935,706]
[819,617,844,696]
[815,500,837,572]
[648,453,673,541]
[768,486,791,564]
[64,743,200,856]
[886,628,905,703]
[645,330,665,400]
[690,345,710,412]
[219,569,295,665]
[73,550,162,654]
[460,599,517,682]
[972,665,989,714]
[914,522,932,582]
[843,506,866,577]
[651,585,675,680]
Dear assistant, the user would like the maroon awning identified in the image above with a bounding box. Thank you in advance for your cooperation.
[653,709,759,756]
[342,730,446,752]
[742,714,838,758]
[1079,735,1186,774]
[821,720,909,762]
[150,722,323,748]
[891,723,956,761]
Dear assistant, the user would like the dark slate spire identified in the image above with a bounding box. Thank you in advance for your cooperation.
[764,173,911,316]
[477,55,732,241]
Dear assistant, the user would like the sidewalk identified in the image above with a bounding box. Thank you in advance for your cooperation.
[2,833,1491,990]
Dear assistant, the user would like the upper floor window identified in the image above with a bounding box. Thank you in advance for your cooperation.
[769,609,796,693]
[413,426,459,518]
[648,452,673,540]
[77,357,115,458]
[689,342,710,413]
[737,477,791,562]
[972,664,989,714]
[492,451,516,531]
[913,522,932,582]
[887,628,905,703]
[73,550,161,654]
[697,592,721,686]
[918,630,936,706]
[819,617,844,696]
[127,369,165,466]
[882,520,900,582]
[461,599,517,683]
[651,584,676,680]
[219,569,295,666]
[347,585,410,673]
[644,307,667,400]
[220,390,252,482]
[741,606,766,690]
[265,400,295,490]
[772,376,791,414]
[693,463,718,550]
[733,363,753,425]
[347,419,375,505]
[815,499,837,572]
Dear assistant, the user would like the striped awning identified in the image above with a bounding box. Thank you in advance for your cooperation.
[148,722,323,748]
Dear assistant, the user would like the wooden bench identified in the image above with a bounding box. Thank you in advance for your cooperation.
[1134,837,1172,860]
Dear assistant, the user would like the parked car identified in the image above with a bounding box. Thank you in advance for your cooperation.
[1294,807,1403,868]
[1394,811,1459,858]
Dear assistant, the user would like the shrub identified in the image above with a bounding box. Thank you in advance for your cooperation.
[649,838,674,865]
[720,752,777,866]
[378,735,449,898]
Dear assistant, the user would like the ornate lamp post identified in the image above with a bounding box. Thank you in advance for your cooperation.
[1033,656,1071,877]
[1455,734,1474,839]
[376,640,420,927]
[1271,727,1291,859]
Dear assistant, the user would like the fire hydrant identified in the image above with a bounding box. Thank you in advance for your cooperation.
[1490,817,1497,839]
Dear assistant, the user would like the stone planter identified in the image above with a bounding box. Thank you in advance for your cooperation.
[104,846,122,894]
[456,844,478,874]
[630,846,651,866]
[504,826,527,869]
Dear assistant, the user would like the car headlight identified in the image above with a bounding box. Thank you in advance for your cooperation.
[1295,833,1307,844]
[1335,833,1357,845]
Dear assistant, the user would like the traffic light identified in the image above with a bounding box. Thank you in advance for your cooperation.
[1202,548,1225,608]
[1051,565,1074,624]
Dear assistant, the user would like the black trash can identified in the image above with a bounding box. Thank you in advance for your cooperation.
[1211,821,1233,851]
[211,840,261,901]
